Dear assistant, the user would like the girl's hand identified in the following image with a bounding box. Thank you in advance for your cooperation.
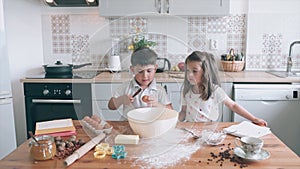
[252,118,268,127]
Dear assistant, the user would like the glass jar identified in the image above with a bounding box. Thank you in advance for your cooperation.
[30,135,56,160]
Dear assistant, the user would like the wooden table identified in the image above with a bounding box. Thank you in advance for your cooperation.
[0,121,299,169]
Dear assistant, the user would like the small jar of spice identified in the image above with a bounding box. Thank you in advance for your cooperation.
[29,135,56,160]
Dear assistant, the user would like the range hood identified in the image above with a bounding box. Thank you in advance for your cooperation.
[44,0,98,7]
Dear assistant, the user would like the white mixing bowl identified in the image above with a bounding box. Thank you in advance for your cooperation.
[127,107,179,138]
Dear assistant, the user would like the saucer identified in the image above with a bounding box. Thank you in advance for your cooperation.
[234,147,270,162]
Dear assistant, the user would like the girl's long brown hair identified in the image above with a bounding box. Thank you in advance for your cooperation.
[182,51,221,101]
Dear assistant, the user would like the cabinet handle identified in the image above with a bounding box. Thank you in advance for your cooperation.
[155,0,161,13]
[164,85,168,94]
[0,98,12,105]
[32,99,81,104]
[220,0,223,6]
[165,0,170,14]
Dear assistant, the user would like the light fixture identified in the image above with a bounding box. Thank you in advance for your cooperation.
[44,0,57,7]
[43,0,99,7]
[86,0,96,6]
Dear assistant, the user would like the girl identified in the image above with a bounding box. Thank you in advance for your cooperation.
[179,51,267,126]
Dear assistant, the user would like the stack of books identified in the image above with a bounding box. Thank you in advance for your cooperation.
[35,118,76,137]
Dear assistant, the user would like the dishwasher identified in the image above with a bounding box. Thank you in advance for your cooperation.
[233,83,300,156]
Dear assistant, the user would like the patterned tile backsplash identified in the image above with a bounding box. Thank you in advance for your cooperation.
[42,14,299,71]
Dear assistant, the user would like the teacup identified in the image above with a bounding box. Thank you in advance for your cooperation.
[235,137,264,157]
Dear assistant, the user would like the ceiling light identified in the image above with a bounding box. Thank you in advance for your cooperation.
[44,0,57,7]
[86,0,96,5]
[44,0,99,7]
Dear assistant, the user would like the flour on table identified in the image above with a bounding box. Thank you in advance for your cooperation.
[129,128,203,169]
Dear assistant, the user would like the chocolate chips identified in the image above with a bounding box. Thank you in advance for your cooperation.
[204,143,248,168]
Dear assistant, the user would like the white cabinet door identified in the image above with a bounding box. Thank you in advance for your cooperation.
[161,82,182,112]
[92,83,122,100]
[220,82,233,122]
[0,99,17,159]
[169,0,229,16]
[99,0,159,16]
[99,0,229,16]
[93,100,126,121]
[92,83,124,121]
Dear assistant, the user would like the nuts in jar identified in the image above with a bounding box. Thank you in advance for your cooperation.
[30,135,56,161]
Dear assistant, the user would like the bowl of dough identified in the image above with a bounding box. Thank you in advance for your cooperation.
[127,107,178,138]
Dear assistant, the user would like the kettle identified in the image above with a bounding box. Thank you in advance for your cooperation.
[156,58,171,73]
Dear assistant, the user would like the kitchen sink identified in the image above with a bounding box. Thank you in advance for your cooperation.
[267,71,300,78]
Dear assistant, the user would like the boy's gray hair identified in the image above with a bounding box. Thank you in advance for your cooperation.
[131,47,157,66]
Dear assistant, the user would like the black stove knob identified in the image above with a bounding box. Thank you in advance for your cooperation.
[65,89,72,96]
[43,89,49,95]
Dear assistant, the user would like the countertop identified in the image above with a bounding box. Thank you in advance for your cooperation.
[0,121,299,169]
[21,71,300,83]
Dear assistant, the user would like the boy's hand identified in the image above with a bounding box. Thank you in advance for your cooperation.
[146,95,159,107]
[119,95,134,105]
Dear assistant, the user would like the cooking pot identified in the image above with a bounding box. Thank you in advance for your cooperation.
[43,61,92,77]
[156,58,171,73]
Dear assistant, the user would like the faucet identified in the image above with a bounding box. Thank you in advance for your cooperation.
[287,41,300,73]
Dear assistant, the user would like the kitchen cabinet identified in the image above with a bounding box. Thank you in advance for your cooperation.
[99,0,158,16]
[99,0,229,16]
[168,0,229,16]
[161,82,182,112]
[220,82,233,122]
[92,83,125,121]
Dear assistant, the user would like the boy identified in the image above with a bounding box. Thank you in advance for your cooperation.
[108,47,173,119]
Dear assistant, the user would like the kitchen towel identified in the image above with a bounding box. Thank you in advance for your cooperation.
[223,121,271,138]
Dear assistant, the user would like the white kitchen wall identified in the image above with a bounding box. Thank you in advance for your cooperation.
[4,0,44,145]
[246,0,300,70]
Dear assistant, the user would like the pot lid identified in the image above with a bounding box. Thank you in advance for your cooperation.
[45,61,72,67]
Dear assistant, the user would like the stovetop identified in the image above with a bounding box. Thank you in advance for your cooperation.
[26,71,101,79]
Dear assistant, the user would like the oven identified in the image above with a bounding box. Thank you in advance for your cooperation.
[24,83,92,138]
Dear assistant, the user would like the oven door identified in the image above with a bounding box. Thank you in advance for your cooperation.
[25,97,91,137]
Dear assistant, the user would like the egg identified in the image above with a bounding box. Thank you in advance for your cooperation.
[83,116,90,121]
[142,95,149,102]
[91,115,101,123]
[104,123,111,129]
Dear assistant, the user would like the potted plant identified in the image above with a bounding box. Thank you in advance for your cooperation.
[127,35,156,51]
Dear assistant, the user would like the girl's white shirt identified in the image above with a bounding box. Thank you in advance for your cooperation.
[182,86,228,122]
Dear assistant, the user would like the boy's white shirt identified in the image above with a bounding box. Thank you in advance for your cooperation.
[113,78,171,118]
[181,85,228,122]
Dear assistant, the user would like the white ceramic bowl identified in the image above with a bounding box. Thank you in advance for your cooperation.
[127,107,178,138]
